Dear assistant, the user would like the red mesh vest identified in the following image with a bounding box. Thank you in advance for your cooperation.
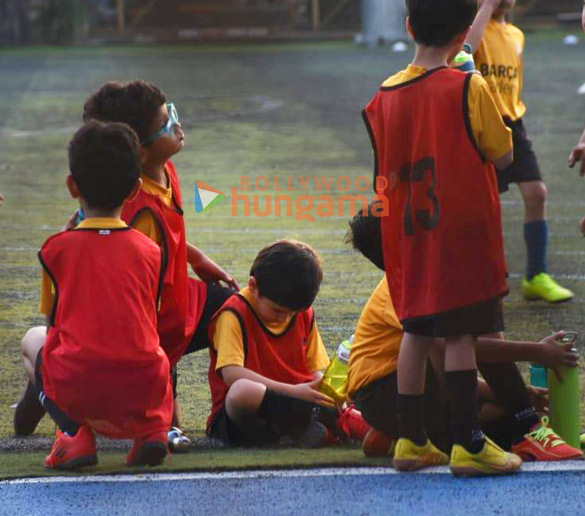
[39,227,173,439]
[206,294,315,432]
[363,68,508,322]
[122,160,207,367]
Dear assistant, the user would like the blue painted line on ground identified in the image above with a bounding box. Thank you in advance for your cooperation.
[1,464,585,516]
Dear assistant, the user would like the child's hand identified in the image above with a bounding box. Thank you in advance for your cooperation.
[190,254,240,290]
[580,216,585,237]
[61,210,80,232]
[526,386,548,414]
[569,144,585,177]
[539,331,579,382]
[292,379,336,408]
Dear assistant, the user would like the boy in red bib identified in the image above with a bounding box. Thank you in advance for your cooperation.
[363,0,521,476]
[19,121,173,469]
[81,81,239,449]
[207,240,367,447]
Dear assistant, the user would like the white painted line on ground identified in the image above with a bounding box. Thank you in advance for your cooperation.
[3,462,585,486]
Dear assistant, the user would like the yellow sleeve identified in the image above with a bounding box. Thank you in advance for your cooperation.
[39,269,55,316]
[304,320,330,373]
[468,73,513,161]
[132,210,162,246]
[213,311,246,371]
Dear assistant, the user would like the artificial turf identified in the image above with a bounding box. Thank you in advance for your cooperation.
[1,31,585,477]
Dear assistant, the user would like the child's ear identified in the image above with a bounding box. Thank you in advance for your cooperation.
[139,146,150,166]
[66,174,80,199]
[126,177,143,203]
[248,276,257,294]
[405,16,414,39]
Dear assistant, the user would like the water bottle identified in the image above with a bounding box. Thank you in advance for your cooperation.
[319,335,354,405]
[453,43,475,72]
[548,332,581,448]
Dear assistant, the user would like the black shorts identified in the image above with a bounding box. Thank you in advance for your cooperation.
[497,118,542,193]
[207,406,281,447]
[402,297,504,338]
[186,283,236,354]
[352,366,447,447]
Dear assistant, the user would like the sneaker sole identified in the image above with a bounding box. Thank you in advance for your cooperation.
[130,442,168,467]
[393,457,446,472]
[523,294,573,304]
[47,454,98,471]
[515,450,584,462]
[450,463,521,478]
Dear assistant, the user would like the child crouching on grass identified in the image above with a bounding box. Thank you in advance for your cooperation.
[19,121,173,469]
[206,240,369,447]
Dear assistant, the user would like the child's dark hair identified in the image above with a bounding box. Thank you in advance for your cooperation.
[250,240,323,311]
[83,81,166,142]
[346,202,385,271]
[68,121,140,210]
[406,0,477,47]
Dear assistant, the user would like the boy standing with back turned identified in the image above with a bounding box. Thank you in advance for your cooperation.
[467,0,573,303]
[363,0,522,476]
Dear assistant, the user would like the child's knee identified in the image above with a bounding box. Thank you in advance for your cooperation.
[22,326,46,359]
[524,181,547,207]
[226,379,266,412]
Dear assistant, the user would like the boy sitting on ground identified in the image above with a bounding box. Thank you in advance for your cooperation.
[207,240,368,447]
[19,121,173,469]
[346,204,582,462]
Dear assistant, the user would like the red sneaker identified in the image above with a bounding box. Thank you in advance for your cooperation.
[337,405,371,442]
[362,428,396,457]
[45,425,97,470]
[127,431,168,467]
[512,417,584,462]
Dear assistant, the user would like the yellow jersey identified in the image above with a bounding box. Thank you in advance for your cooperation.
[347,277,402,396]
[474,20,526,121]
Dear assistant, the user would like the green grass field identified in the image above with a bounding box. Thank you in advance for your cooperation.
[1,32,585,478]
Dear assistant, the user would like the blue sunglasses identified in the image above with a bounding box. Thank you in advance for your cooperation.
[141,103,180,145]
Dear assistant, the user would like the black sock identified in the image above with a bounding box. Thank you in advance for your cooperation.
[478,363,539,442]
[397,394,426,446]
[257,388,338,436]
[39,392,81,437]
[445,370,485,454]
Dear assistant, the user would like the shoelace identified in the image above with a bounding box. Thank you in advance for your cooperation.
[527,417,564,448]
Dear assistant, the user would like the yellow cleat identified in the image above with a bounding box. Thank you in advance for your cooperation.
[522,273,574,303]
[393,438,449,472]
[450,437,522,477]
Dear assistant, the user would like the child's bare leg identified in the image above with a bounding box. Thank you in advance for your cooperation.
[444,335,485,453]
[22,326,46,384]
[15,327,47,436]
[397,333,433,445]
[172,397,183,428]
[225,379,267,425]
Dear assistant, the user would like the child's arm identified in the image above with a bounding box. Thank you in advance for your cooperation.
[569,127,585,177]
[220,365,335,407]
[475,331,578,381]
[0,193,3,206]
[186,243,240,290]
[465,0,500,53]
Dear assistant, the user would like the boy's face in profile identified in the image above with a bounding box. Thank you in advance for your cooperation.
[143,103,185,161]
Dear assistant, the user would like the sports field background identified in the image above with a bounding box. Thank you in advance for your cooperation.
[1,32,585,460]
